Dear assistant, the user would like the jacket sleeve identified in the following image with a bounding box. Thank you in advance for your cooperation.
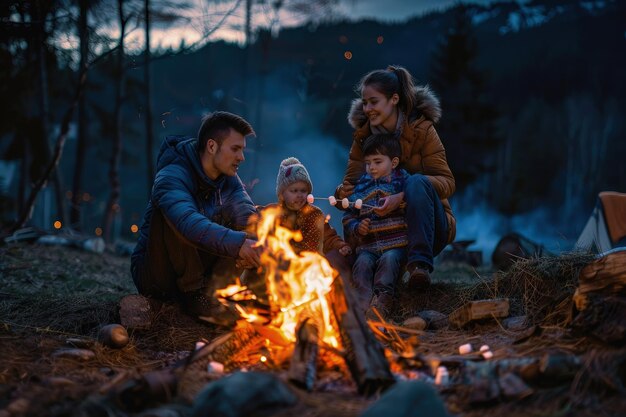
[342,208,360,238]
[336,138,367,197]
[152,165,246,258]
[322,222,349,254]
[420,125,456,199]
[225,176,258,232]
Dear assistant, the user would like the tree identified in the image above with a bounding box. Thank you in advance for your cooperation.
[102,0,128,243]
[70,0,91,230]
[430,4,499,207]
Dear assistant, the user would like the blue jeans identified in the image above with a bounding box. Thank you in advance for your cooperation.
[352,248,406,310]
[404,174,449,272]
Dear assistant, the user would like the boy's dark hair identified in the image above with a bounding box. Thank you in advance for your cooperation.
[362,133,401,160]
[197,111,255,153]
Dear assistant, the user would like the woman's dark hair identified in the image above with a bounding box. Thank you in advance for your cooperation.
[362,133,401,160]
[197,111,254,153]
[356,65,416,115]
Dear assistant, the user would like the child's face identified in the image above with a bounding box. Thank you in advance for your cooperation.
[282,181,310,211]
[364,153,398,180]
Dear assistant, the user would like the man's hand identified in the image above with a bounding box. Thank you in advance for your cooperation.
[238,239,261,269]
[357,218,371,236]
[338,245,352,256]
[337,181,355,199]
[373,192,404,217]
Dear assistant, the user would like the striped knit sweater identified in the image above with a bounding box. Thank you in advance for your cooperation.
[342,168,409,254]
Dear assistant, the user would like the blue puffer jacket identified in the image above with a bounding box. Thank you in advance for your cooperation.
[132,135,256,262]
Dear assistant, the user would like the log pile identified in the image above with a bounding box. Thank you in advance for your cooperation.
[571,249,626,344]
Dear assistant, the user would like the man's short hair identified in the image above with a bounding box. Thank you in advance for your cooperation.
[197,111,255,153]
[362,133,401,160]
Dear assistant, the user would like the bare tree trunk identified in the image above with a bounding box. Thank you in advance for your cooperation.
[11,66,89,233]
[70,0,89,230]
[144,0,154,195]
[35,0,67,227]
[103,0,126,243]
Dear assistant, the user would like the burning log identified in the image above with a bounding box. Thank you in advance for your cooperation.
[288,318,319,391]
[327,274,395,396]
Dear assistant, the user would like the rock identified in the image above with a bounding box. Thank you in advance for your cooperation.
[52,348,95,361]
[192,372,297,417]
[360,381,450,417]
[401,316,427,330]
[503,316,527,331]
[6,398,30,415]
[66,337,94,349]
[417,310,448,329]
[45,376,76,387]
[98,324,129,349]
[120,294,153,330]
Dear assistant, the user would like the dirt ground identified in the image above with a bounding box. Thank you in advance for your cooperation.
[0,243,624,416]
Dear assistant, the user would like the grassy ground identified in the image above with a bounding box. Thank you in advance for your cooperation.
[0,243,623,416]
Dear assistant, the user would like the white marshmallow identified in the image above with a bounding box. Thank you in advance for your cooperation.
[458,343,473,355]
[306,194,314,204]
[328,196,337,206]
[355,199,363,209]
[207,361,224,373]
[435,366,449,386]
[482,350,494,360]
[341,198,349,209]
[479,345,490,353]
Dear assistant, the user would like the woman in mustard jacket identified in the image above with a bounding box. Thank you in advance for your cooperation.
[336,65,456,287]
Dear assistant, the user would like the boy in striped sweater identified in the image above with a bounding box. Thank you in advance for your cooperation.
[343,134,409,320]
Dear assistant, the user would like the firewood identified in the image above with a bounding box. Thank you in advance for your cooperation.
[448,299,510,328]
[574,250,626,311]
[327,274,395,396]
[288,318,319,391]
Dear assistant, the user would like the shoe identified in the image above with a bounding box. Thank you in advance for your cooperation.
[182,289,238,327]
[406,263,432,289]
[366,292,393,321]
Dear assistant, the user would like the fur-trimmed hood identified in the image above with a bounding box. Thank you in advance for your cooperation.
[347,85,441,129]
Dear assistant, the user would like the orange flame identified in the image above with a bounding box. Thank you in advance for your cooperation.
[217,207,340,349]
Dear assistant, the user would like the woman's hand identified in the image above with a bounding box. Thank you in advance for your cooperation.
[357,218,371,236]
[338,245,352,256]
[337,181,355,199]
[374,192,405,217]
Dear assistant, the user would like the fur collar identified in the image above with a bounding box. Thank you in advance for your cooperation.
[347,85,441,129]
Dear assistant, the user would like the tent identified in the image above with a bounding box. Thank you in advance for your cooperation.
[575,191,626,253]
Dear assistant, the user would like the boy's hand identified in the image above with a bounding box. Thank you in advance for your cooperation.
[337,181,355,199]
[338,245,352,256]
[238,239,261,268]
[357,218,371,236]
[374,192,404,217]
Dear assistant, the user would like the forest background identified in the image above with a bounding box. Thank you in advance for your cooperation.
[1,0,624,261]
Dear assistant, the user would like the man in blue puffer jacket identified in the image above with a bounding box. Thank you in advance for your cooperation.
[131,111,261,322]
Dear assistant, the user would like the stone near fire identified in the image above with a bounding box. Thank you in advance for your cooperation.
[359,381,450,417]
[401,316,427,331]
[52,348,95,361]
[120,294,153,330]
[191,371,297,417]
[98,324,129,349]
[416,310,448,329]
[503,315,528,331]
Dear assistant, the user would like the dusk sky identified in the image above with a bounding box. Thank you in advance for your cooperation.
[142,0,510,49]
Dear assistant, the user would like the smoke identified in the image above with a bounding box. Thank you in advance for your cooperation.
[452,182,588,263]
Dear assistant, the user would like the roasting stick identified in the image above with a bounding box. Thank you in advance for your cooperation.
[306,194,376,209]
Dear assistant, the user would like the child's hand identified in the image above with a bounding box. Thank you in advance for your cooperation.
[339,245,352,256]
[357,218,371,236]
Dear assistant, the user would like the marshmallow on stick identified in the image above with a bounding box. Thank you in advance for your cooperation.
[306,194,373,209]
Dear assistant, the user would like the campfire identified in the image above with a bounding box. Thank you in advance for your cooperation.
[205,206,395,394]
